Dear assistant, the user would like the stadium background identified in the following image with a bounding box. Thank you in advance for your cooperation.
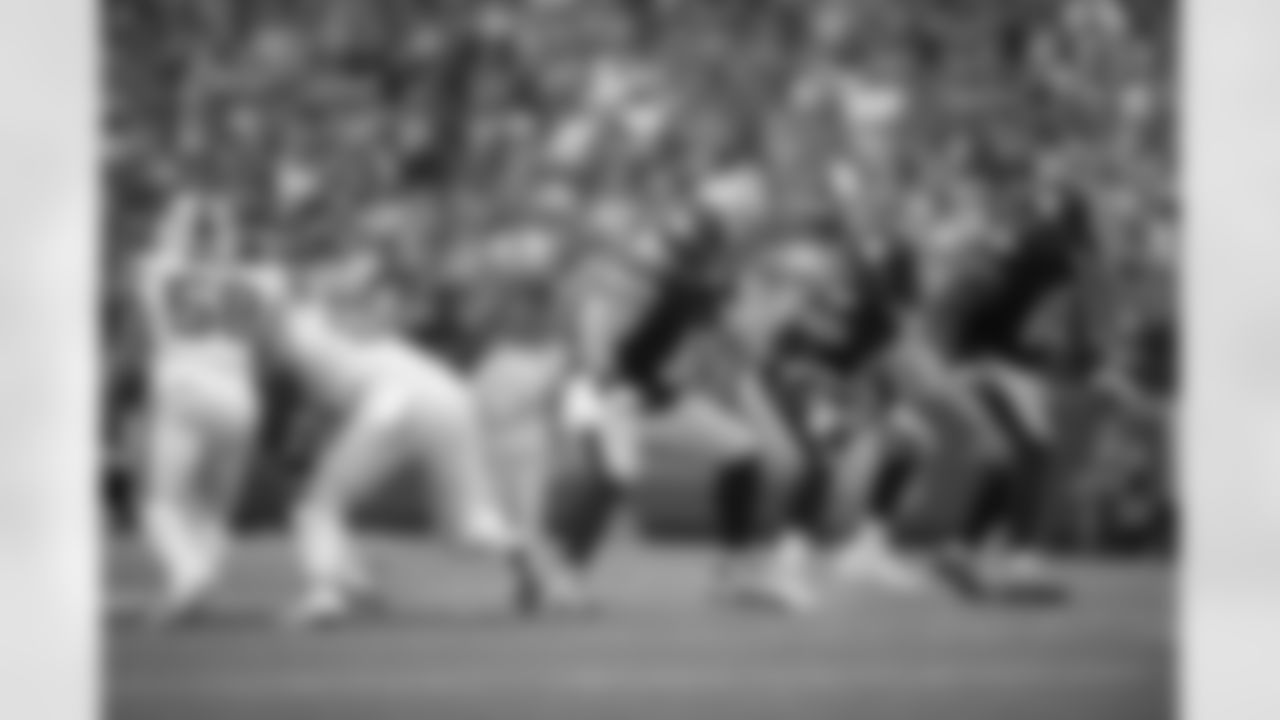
[100,0,1176,555]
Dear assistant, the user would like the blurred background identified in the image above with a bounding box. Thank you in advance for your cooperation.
[101,0,1177,556]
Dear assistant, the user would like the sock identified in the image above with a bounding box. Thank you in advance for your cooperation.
[976,373,1052,553]
[786,460,833,547]
[293,504,366,600]
[766,531,812,576]
[959,463,1014,549]
[189,512,230,598]
[556,475,626,569]
[507,533,581,611]
[713,457,768,552]
[867,446,916,521]
[852,520,892,555]
[141,499,206,602]
[548,428,629,569]
[1004,446,1051,553]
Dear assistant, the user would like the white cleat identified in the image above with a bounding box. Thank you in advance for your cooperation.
[280,588,378,630]
[721,544,821,615]
[833,548,933,594]
[926,548,1068,605]
[828,536,933,594]
[143,593,215,630]
[995,552,1054,583]
[772,534,813,576]
[727,571,820,615]
[978,551,1069,603]
[515,569,594,616]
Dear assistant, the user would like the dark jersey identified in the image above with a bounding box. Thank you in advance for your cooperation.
[944,194,1093,366]
[610,218,731,406]
[411,283,488,370]
[763,255,908,446]
[1130,315,1175,397]
[783,257,906,373]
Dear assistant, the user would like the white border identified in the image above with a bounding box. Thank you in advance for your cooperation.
[0,1,97,719]
[1187,0,1280,718]
[0,1,1275,718]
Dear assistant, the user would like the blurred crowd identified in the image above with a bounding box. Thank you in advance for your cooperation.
[103,0,1177,552]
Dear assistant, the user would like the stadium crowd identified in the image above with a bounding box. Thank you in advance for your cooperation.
[103,0,1176,592]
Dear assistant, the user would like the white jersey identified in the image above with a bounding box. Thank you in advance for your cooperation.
[263,273,515,549]
[278,303,384,404]
[137,254,257,422]
[271,292,469,415]
[139,255,251,361]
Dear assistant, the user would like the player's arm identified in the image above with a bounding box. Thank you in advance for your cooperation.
[129,253,173,354]
[1092,361,1167,423]
[612,223,728,404]
[892,318,990,431]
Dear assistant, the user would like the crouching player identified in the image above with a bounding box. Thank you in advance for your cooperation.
[910,166,1097,601]
[553,214,838,613]
[133,190,260,624]
[759,242,938,594]
[233,233,579,626]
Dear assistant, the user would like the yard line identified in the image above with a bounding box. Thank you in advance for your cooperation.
[114,659,1165,698]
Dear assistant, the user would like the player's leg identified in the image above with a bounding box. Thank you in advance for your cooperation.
[691,383,815,612]
[483,409,560,570]
[741,374,828,610]
[284,392,406,626]
[553,381,644,571]
[920,360,1066,602]
[890,360,1019,598]
[470,344,561,546]
[825,411,934,592]
[972,362,1062,586]
[765,397,872,598]
[137,352,261,623]
[769,384,839,550]
[413,372,583,613]
[767,373,924,585]
[138,404,210,621]
[187,399,259,608]
[673,394,766,562]
[595,385,646,484]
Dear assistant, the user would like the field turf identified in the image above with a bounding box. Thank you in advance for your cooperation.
[107,537,1173,720]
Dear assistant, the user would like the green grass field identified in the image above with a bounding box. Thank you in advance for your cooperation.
[107,537,1174,720]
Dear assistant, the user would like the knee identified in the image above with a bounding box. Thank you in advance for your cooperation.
[140,489,183,515]
[450,506,522,555]
[594,419,644,485]
[719,446,798,502]
[206,422,258,464]
[142,455,199,503]
[754,435,804,490]
[215,405,260,446]
[290,490,345,529]
[358,386,418,430]
[562,379,608,432]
